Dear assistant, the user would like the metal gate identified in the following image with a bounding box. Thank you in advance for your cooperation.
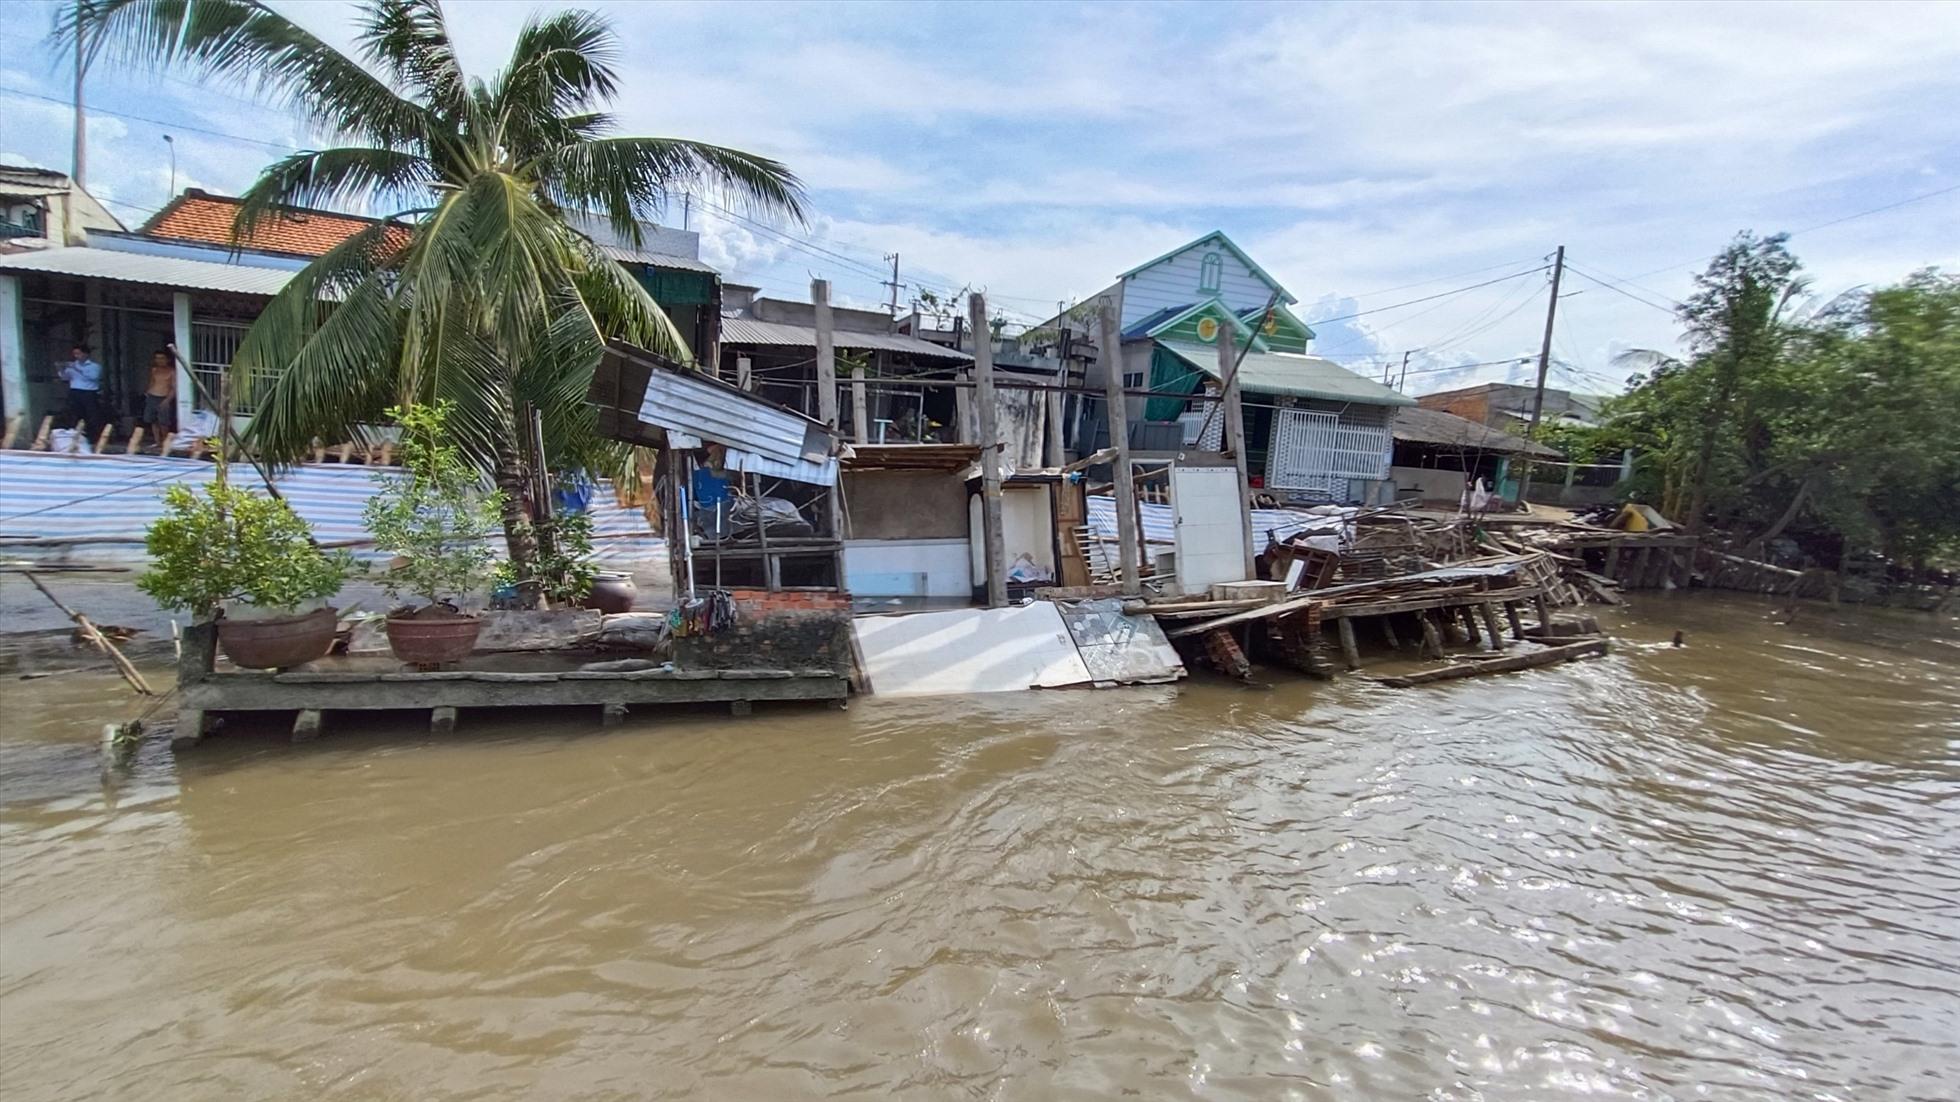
[1266,408,1391,499]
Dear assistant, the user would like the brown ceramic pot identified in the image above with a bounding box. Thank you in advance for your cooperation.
[384,610,482,667]
[216,606,339,670]
[583,572,638,614]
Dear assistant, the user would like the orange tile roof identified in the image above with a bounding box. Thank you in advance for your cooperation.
[142,190,410,257]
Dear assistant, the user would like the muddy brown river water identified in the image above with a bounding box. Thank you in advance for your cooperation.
[3,593,1957,1100]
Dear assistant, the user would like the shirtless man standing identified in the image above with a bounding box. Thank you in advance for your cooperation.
[143,348,177,442]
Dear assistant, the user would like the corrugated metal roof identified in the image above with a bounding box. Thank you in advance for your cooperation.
[0,245,293,297]
[720,316,973,362]
[598,244,718,274]
[1390,405,1561,457]
[1161,341,1416,407]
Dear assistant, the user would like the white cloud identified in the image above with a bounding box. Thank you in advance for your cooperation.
[6,0,1954,391]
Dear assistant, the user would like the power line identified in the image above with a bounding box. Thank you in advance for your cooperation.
[0,85,300,153]
[1301,265,1550,328]
[1562,264,1679,316]
[1612,180,1960,284]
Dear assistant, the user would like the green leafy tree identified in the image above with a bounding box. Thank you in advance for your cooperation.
[139,481,353,618]
[363,402,503,610]
[61,0,805,604]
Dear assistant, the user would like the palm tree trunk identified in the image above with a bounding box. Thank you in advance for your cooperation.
[1748,473,1813,555]
[494,437,543,609]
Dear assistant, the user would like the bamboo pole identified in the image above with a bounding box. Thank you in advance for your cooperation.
[20,572,154,696]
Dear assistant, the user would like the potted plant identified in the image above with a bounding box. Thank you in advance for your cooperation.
[138,480,354,669]
[364,402,503,666]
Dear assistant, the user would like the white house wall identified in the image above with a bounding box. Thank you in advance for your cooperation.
[1121,245,1277,329]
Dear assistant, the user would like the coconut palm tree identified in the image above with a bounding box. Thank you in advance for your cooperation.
[60,0,804,601]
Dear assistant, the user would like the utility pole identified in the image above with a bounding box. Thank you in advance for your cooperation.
[68,26,86,245]
[1397,350,1411,393]
[1217,324,1257,580]
[1098,301,1141,594]
[972,292,1006,607]
[882,253,901,317]
[1519,245,1566,504]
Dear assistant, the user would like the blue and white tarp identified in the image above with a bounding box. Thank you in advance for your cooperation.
[0,451,665,566]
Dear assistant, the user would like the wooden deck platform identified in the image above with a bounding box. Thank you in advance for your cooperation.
[173,624,848,745]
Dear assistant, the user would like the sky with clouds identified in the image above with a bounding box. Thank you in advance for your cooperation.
[3,0,1956,395]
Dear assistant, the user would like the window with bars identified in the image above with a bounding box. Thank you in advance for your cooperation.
[190,320,280,416]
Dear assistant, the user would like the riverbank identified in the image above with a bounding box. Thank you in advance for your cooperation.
[3,592,1954,1100]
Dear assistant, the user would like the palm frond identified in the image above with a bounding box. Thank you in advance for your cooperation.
[356,0,466,116]
[233,147,434,243]
[58,0,430,147]
[541,136,806,243]
[489,8,619,126]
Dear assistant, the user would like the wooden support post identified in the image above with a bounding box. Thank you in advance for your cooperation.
[973,292,1006,608]
[171,710,209,750]
[1533,594,1553,628]
[1505,601,1526,641]
[94,423,113,453]
[1097,301,1141,594]
[1336,616,1362,670]
[812,278,838,429]
[811,280,847,552]
[1480,601,1506,651]
[32,414,52,450]
[125,426,144,455]
[430,706,457,734]
[601,702,627,727]
[736,354,753,391]
[1459,604,1482,645]
[1603,541,1622,581]
[2,414,18,448]
[850,358,869,445]
[291,709,323,743]
[730,699,754,717]
[1380,616,1402,651]
[1044,380,1065,468]
[1217,325,1257,580]
[1419,612,1446,658]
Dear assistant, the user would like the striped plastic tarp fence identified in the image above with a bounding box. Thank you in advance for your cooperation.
[0,451,665,566]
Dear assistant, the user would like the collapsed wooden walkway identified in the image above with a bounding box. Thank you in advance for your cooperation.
[1152,552,1604,681]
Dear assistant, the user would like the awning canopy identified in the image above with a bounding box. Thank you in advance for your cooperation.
[720,316,972,363]
[1159,341,1416,407]
[0,245,293,297]
[589,341,840,485]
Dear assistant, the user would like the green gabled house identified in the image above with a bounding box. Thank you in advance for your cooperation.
[1058,230,1414,503]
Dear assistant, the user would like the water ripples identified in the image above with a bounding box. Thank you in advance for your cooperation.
[2,595,1957,1099]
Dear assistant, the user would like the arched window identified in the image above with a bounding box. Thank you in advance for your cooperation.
[1198,251,1223,293]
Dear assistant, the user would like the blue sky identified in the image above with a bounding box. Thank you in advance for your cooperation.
[4,0,1957,395]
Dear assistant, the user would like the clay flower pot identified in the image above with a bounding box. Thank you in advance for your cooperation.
[583,571,638,614]
[216,606,339,670]
[384,608,483,667]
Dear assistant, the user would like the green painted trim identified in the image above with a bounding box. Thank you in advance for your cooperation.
[1116,230,1297,304]
[1140,296,1270,350]
[1239,303,1316,349]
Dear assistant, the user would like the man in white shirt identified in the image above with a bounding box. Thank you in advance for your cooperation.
[59,343,104,432]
